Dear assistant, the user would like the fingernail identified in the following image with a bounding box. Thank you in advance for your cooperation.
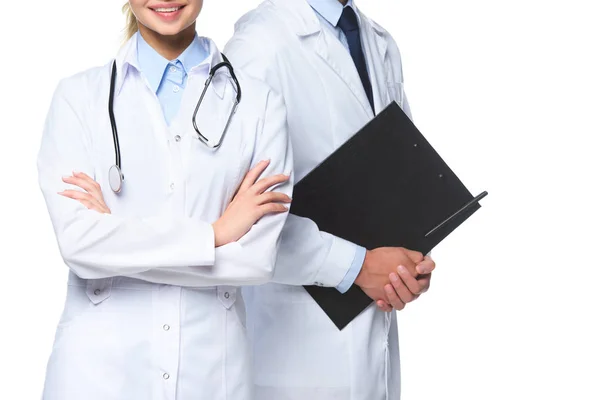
[389,273,399,282]
[397,265,406,274]
[417,265,426,274]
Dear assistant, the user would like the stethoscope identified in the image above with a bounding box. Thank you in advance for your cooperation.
[108,54,242,193]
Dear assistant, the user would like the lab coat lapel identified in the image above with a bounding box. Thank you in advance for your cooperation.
[313,30,374,118]
[276,0,373,119]
[359,11,391,115]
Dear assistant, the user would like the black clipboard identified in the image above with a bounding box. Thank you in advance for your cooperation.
[290,102,487,330]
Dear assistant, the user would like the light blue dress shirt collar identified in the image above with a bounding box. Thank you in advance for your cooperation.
[307,0,358,27]
[136,31,209,93]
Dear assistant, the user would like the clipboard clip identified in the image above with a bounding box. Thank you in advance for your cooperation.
[424,191,488,238]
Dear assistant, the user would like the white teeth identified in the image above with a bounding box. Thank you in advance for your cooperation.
[154,6,182,12]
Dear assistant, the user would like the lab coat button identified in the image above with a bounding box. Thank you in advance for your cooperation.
[218,287,236,309]
[170,183,175,191]
[163,324,170,331]
[169,66,177,73]
[86,279,112,304]
[163,373,170,380]
[175,135,181,142]
[173,85,180,93]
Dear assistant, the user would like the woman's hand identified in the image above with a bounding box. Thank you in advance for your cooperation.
[212,159,291,247]
[59,172,111,214]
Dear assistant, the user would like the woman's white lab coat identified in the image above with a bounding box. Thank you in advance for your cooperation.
[37,35,293,400]
[225,0,411,399]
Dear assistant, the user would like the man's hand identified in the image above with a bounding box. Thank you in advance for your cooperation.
[355,247,435,312]
[378,256,435,311]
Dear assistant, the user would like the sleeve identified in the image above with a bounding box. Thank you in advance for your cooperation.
[37,79,289,287]
[225,34,362,289]
[38,81,219,280]
[387,35,413,120]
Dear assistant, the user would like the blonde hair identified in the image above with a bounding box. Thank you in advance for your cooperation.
[123,3,138,40]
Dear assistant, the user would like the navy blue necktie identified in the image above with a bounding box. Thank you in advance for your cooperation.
[337,6,375,113]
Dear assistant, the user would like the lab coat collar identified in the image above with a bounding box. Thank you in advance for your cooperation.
[114,34,226,99]
[361,11,389,60]
[272,0,322,37]
[114,35,138,96]
[202,37,228,100]
[136,32,171,94]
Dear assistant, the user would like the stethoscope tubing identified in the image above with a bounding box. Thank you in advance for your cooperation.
[107,55,241,193]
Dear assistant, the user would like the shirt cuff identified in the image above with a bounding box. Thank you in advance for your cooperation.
[312,236,357,288]
[335,245,366,294]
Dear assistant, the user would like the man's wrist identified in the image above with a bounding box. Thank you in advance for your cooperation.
[354,249,371,288]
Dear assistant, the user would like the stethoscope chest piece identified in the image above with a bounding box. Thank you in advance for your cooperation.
[109,164,124,193]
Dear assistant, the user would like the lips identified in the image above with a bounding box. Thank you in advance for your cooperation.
[148,3,186,21]
[150,5,184,13]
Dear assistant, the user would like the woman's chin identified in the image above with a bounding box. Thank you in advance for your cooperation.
[149,23,188,37]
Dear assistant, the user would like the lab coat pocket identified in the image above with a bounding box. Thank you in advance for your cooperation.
[55,286,90,330]
[56,279,113,329]
[250,296,350,389]
[185,134,246,217]
[231,291,247,333]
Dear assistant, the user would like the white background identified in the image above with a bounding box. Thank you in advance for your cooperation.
[0,0,598,399]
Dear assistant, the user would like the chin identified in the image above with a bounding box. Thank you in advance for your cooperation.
[151,24,189,36]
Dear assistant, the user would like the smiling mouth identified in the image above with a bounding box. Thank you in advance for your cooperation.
[151,6,185,13]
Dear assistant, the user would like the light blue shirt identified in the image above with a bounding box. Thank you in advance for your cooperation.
[308,0,359,52]
[137,32,209,125]
[308,0,366,293]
